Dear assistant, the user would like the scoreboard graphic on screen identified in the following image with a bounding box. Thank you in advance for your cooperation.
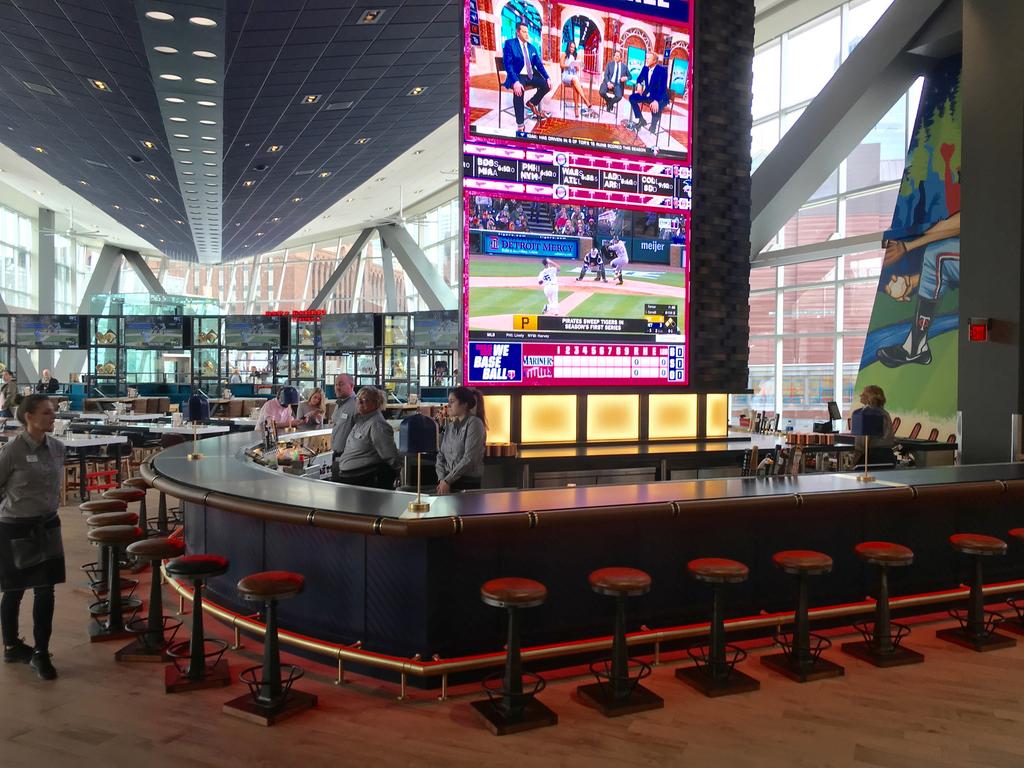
[462,0,693,387]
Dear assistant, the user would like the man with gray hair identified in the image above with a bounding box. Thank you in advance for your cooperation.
[331,373,357,480]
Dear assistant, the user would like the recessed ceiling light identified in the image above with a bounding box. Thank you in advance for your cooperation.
[407,86,426,96]
[195,77,216,85]
[241,180,254,187]
[375,177,386,182]
[301,94,320,104]
[267,144,282,153]
[90,79,111,91]
[150,197,161,203]
[184,181,196,185]
[321,214,330,220]
[137,223,146,228]
[196,100,216,107]
[31,145,45,153]
[412,149,424,155]
[355,137,370,145]
[189,16,217,27]
[112,204,121,210]
[204,172,216,177]
[318,170,331,178]
[79,179,88,186]
[173,133,189,139]
[271,217,280,222]
[200,136,216,141]
[235,222,241,227]
[175,147,191,152]
[292,197,302,203]
[182,171,194,175]
[414,189,423,194]
[145,173,159,181]
[345,197,354,203]
[202,162,216,166]
[201,149,216,155]
[159,73,182,81]
[164,96,184,104]
[175,219,184,224]
[358,9,385,24]
[141,140,156,149]
[153,45,177,54]
[159,238,164,243]
[169,116,187,122]
[256,231,264,236]
[145,11,174,21]
[179,160,193,165]
[192,50,216,58]
[198,119,216,125]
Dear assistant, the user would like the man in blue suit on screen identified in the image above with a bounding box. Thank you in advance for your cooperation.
[502,22,552,136]
[627,51,670,135]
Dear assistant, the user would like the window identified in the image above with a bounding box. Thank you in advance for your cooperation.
[0,204,34,310]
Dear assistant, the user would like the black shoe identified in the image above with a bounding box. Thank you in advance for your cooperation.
[876,344,932,368]
[30,651,57,680]
[637,116,648,128]
[3,640,34,664]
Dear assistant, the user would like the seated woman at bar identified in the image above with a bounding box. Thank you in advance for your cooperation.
[256,386,301,431]
[436,387,487,493]
[334,387,400,489]
[297,388,326,428]
[853,384,896,466]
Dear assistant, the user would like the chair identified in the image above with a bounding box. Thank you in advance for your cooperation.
[87,524,144,642]
[116,536,186,662]
[494,55,540,130]
[891,416,901,434]
[908,423,922,439]
[926,428,939,442]
[936,534,1016,652]
[164,554,233,693]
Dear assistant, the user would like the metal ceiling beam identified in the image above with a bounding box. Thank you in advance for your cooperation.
[122,250,168,295]
[308,228,375,311]
[750,0,955,257]
[376,224,457,311]
[380,243,398,312]
[52,244,122,382]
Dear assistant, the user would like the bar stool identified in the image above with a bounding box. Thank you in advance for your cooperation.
[86,525,144,642]
[223,571,317,726]
[115,536,186,662]
[121,478,151,534]
[79,499,136,598]
[164,554,232,693]
[471,577,557,735]
[577,567,663,716]
[937,533,1016,651]
[1003,528,1024,635]
[678,558,760,697]
[104,487,147,531]
[761,550,845,682]
[841,541,924,666]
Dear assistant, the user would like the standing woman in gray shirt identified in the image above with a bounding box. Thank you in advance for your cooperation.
[334,387,401,489]
[0,394,64,680]
[436,387,487,493]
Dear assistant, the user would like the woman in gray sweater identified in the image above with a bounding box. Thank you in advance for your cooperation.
[436,387,487,493]
[334,387,401,489]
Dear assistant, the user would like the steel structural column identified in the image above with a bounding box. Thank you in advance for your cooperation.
[52,244,122,381]
[308,228,375,311]
[376,224,456,310]
[123,250,168,295]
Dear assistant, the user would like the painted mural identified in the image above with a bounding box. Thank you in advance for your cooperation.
[854,55,961,440]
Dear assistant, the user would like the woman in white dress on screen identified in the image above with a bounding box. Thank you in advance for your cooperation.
[538,258,561,315]
[561,41,594,119]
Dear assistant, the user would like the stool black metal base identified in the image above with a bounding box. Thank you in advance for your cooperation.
[88,621,136,643]
[760,653,845,683]
[116,638,171,662]
[1000,619,1024,636]
[576,681,663,716]
[676,665,760,697]
[223,690,317,727]
[840,640,924,667]
[935,627,1016,652]
[470,698,558,735]
[165,658,231,693]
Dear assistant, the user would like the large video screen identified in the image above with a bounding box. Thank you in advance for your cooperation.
[413,311,460,349]
[464,0,692,387]
[224,316,284,350]
[321,313,377,351]
[15,315,83,349]
[123,315,184,349]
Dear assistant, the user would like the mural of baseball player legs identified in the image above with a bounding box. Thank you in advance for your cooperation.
[877,238,960,368]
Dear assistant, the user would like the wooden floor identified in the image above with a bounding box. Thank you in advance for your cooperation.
[3,491,1024,768]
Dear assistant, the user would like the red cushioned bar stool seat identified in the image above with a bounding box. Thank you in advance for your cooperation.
[761,550,845,683]
[114,537,186,663]
[471,577,557,735]
[78,498,135,601]
[841,542,924,668]
[577,568,664,717]
[1004,529,1024,636]
[223,571,317,726]
[937,534,1016,652]
[677,558,760,697]
[122,477,152,534]
[85,525,144,643]
[163,554,232,693]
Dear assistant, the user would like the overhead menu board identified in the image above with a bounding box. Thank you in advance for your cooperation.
[462,0,692,387]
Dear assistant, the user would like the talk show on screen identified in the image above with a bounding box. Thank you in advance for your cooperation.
[463,0,693,387]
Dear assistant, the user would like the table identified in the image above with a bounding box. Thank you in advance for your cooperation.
[77,413,168,422]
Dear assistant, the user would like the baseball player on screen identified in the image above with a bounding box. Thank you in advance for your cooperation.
[607,237,629,285]
[575,246,607,282]
[538,258,560,315]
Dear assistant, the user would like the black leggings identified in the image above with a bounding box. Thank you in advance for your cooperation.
[1,586,55,652]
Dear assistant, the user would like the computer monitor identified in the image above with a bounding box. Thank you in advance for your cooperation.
[827,401,842,422]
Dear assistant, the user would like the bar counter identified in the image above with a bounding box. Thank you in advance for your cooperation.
[144,434,1024,678]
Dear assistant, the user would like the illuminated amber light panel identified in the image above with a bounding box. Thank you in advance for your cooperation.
[648,394,698,439]
[706,394,729,437]
[521,395,577,444]
[587,394,639,442]
[485,395,512,444]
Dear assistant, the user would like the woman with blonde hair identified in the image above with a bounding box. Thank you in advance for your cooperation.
[297,388,326,427]
[853,384,896,467]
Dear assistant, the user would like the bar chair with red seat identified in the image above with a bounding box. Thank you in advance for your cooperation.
[937,533,1016,651]
[115,536,186,662]
[164,554,232,692]
[86,524,144,642]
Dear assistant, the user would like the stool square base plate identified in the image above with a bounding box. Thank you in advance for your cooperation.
[164,659,231,693]
[88,622,134,643]
[675,665,760,697]
[840,640,924,667]
[998,618,1024,636]
[576,682,664,717]
[115,638,171,663]
[760,653,845,683]
[470,697,558,735]
[936,627,1016,652]
[223,690,317,726]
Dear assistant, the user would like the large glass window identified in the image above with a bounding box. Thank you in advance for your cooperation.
[0,204,35,310]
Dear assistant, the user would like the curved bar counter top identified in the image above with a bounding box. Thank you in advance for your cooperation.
[146,435,1024,680]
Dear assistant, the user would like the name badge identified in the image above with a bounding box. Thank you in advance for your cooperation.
[340,413,349,420]
[26,454,39,463]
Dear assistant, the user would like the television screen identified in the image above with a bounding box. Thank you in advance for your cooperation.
[16,315,83,349]
[123,315,184,349]
[413,311,460,349]
[321,314,377,351]
[224,316,284,349]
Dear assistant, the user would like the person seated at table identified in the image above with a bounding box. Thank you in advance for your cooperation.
[228,368,242,384]
[256,386,301,431]
[333,387,400,490]
[851,384,896,467]
[297,388,326,428]
[35,370,59,395]
[0,370,20,418]
[627,51,670,135]
[436,387,487,493]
